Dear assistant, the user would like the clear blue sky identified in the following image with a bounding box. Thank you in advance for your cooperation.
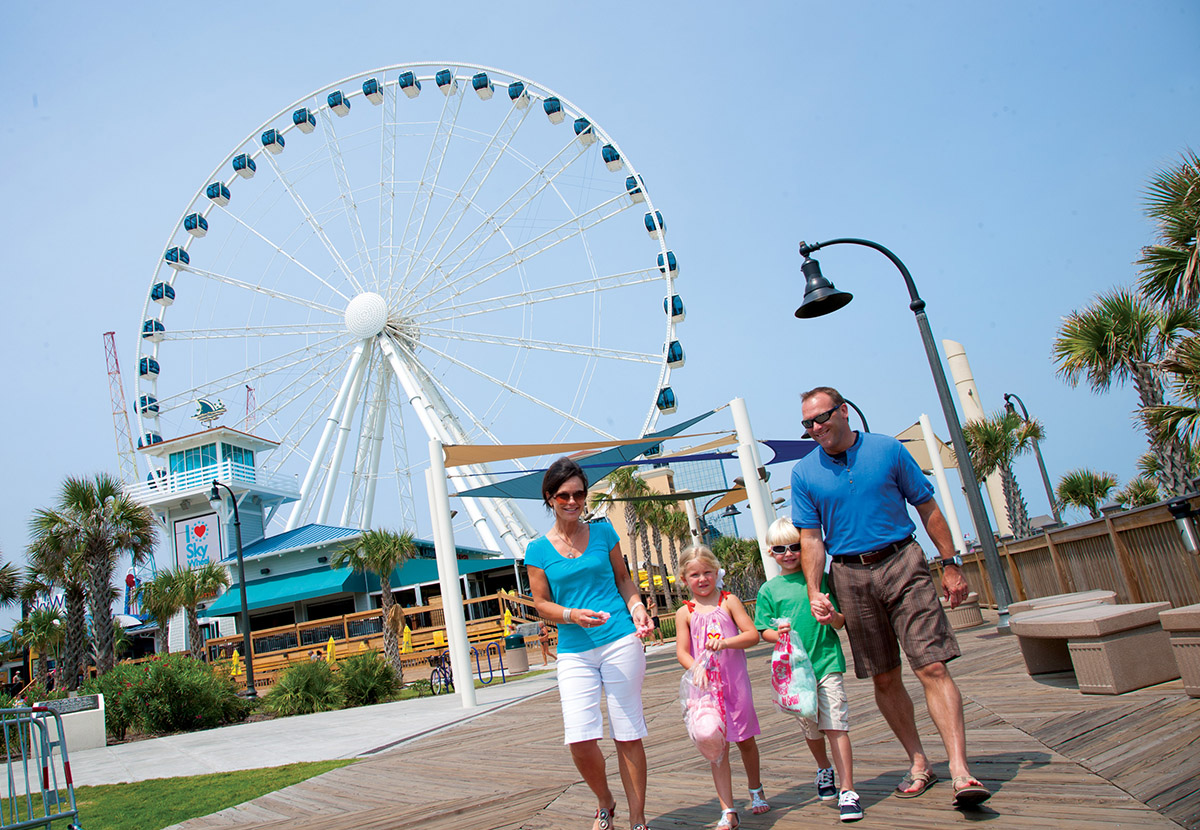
[1,2,1197,613]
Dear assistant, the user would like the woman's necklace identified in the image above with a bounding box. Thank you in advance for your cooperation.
[555,521,586,558]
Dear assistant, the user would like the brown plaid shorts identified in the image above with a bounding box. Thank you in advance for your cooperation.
[829,539,960,679]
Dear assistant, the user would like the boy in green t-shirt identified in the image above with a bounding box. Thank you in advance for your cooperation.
[755,517,861,822]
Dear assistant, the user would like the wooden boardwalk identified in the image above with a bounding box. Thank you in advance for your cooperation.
[175,616,1200,830]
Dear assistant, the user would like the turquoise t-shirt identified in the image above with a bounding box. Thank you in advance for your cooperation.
[753,572,846,680]
[525,521,636,653]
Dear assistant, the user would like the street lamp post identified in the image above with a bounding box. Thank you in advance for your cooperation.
[795,238,1014,628]
[208,481,256,697]
[1004,392,1062,525]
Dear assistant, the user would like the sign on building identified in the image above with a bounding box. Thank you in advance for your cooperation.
[174,513,222,569]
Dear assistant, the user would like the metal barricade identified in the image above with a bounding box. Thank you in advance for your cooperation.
[0,707,82,830]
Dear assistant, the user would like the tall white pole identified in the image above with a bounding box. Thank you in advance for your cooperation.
[730,397,781,579]
[318,343,372,523]
[919,413,967,556]
[683,500,702,543]
[425,449,477,709]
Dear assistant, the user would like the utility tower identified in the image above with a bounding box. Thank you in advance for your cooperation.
[103,332,139,484]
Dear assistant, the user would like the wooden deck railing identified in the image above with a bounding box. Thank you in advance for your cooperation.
[933,496,1200,609]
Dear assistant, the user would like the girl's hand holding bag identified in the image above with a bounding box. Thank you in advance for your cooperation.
[680,650,727,763]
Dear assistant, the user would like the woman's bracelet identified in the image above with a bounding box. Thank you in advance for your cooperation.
[562,607,573,624]
[630,601,646,613]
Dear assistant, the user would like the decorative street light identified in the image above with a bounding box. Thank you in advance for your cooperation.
[208,481,257,697]
[795,238,1014,628]
[1003,392,1062,525]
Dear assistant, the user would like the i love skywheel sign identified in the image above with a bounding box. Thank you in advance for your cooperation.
[174,512,222,569]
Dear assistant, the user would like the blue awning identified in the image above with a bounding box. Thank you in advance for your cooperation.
[206,567,363,615]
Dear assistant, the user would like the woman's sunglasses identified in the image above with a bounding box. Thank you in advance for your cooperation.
[769,543,803,554]
[553,490,588,504]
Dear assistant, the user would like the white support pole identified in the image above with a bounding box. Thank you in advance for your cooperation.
[730,397,781,579]
[287,340,368,530]
[318,341,372,523]
[919,413,967,556]
[358,373,391,529]
[683,500,702,544]
[425,450,477,710]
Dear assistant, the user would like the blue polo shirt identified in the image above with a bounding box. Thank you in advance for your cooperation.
[791,431,934,557]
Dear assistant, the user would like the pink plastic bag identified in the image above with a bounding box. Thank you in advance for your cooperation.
[680,650,727,763]
[770,617,818,720]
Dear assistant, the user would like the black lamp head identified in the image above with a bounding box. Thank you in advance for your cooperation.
[720,505,741,518]
[795,256,853,319]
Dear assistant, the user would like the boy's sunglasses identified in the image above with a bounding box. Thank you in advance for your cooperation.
[801,405,841,430]
[769,543,803,554]
[553,490,588,504]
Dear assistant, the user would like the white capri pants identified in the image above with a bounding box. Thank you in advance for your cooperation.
[556,633,648,744]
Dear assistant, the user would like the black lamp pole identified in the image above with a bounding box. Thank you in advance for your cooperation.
[1004,392,1062,525]
[795,238,1014,627]
[209,481,256,697]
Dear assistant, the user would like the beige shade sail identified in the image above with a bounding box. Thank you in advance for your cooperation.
[895,422,958,471]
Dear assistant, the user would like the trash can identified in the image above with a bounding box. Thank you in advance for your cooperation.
[504,634,529,673]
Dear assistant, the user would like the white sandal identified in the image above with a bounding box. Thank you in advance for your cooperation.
[717,808,739,829]
[748,786,770,814]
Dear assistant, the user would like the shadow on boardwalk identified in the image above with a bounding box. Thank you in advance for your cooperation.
[170,616,1200,830]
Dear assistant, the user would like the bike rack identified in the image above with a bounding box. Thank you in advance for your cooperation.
[470,641,507,686]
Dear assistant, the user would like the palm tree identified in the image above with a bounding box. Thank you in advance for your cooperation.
[170,562,229,658]
[1118,475,1161,508]
[137,571,182,654]
[16,607,64,686]
[330,529,415,680]
[713,536,765,600]
[661,509,691,607]
[963,410,1045,539]
[1055,468,1120,520]
[26,525,90,690]
[1137,149,1200,306]
[0,557,19,607]
[27,474,157,674]
[590,466,648,577]
[1052,289,1199,497]
[1143,334,1200,453]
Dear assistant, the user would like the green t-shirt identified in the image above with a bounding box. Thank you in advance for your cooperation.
[754,572,846,680]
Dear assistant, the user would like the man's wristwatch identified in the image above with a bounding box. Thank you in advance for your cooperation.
[938,555,963,567]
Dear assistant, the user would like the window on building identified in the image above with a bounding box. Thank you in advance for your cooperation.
[168,443,217,475]
[221,443,255,468]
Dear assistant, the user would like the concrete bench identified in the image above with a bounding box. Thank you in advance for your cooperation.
[939,591,985,630]
[1010,602,1177,694]
[1008,589,1117,616]
[1008,598,1117,674]
[1159,603,1200,698]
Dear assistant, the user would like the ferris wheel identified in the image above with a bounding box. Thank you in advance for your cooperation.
[134,63,684,556]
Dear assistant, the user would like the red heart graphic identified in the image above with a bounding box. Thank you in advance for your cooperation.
[194,523,207,538]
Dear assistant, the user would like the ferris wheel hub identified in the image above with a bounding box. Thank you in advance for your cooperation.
[344,292,390,338]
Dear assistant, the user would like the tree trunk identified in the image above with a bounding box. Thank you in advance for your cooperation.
[378,574,404,682]
[622,504,639,577]
[650,523,666,609]
[1134,361,1193,496]
[666,535,682,608]
[158,620,171,655]
[87,551,116,674]
[187,607,202,660]
[1000,465,1033,539]
[63,584,87,690]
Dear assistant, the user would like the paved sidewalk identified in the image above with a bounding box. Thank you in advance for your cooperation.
[66,662,569,787]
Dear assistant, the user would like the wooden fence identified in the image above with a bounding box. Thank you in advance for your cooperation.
[933,496,1200,610]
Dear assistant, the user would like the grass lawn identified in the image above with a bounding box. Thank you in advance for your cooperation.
[66,759,353,830]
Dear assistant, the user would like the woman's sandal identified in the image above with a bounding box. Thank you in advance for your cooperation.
[748,786,770,814]
[716,808,739,829]
[951,776,992,807]
[593,804,616,830]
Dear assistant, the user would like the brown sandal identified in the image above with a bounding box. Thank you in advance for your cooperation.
[951,776,991,807]
[894,769,938,798]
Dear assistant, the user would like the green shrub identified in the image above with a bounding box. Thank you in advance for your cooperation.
[658,615,677,639]
[337,651,399,707]
[262,660,344,716]
[84,662,144,741]
[22,681,68,705]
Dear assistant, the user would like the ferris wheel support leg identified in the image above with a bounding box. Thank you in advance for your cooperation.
[318,341,373,523]
[378,334,502,551]
[426,451,477,710]
[287,340,369,531]
[343,370,389,527]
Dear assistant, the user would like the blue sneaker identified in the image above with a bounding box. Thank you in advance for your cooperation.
[815,767,836,801]
[838,790,863,822]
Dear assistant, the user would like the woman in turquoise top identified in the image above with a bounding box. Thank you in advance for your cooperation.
[528,457,655,830]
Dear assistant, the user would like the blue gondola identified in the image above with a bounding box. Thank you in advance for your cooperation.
[666,340,685,367]
[644,210,665,239]
[507,81,529,108]
[146,468,167,489]
[293,107,317,133]
[625,174,645,203]
[601,144,623,172]
[656,387,677,415]
[573,117,595,146]
[138,395,159,415]
[164,247,189,269]
[657,250,678,278]
[543,96,565,124]
[184,212,208,238]
[398,71,421,98]
[138,432,163,448]
[206,182,231,206]
[664,294,686,322]
[232,154,256,179]
[363,78,383,104]
[141,319,165,342]
[261,128,285,154]
[151,282,175,306]
[139,357,160,378]
[328,90,350,116]
[436,69,457,95]
[643,442,663,458]
[472,72,494,100]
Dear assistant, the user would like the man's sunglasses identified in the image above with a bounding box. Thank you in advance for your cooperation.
[801,404,841,430]
[769,543,803,554]
[553,490,588,504]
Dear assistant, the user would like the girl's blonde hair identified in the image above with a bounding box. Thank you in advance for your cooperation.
[678,544,721,580]
[766,516,801,546]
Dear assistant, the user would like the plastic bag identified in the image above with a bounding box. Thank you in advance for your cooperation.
[680,650,727,763]
[770,617,818,720]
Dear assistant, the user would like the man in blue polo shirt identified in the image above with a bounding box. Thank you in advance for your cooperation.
[793,386,991,808]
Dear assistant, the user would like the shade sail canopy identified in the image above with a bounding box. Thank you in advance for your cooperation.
[895,423,958,471]
[206,567,363,615]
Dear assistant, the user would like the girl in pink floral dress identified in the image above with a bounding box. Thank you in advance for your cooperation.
[675,546,768,829]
